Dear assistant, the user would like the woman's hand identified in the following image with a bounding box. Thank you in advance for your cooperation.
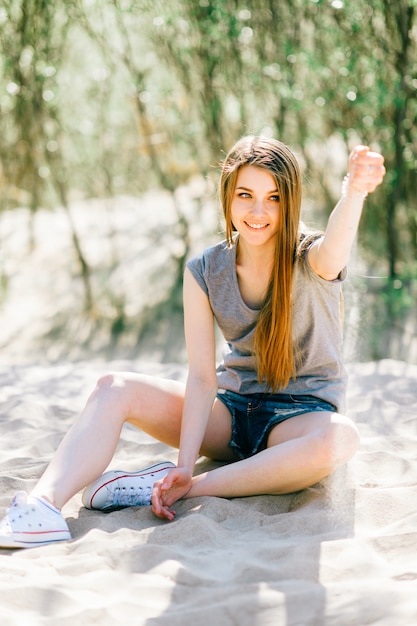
[343,145,385,198]
[151,466,193,521]
[308,144,386,280]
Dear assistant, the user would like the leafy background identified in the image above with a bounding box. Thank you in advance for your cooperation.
[0,0,416,364]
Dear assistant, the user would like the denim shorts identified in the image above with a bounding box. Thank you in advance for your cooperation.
[216,389,337,460]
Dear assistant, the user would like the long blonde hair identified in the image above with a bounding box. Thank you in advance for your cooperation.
[219,136,302,391]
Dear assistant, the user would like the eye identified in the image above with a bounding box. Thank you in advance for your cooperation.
[270,194,280,202]
[237,192,251,198]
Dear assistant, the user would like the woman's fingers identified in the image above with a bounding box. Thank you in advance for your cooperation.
[347,146,386,194]
[151,466,193,520]
[151,480,176,520]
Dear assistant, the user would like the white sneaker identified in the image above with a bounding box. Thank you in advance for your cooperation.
[82,461,176,511]
[0,491,72,549]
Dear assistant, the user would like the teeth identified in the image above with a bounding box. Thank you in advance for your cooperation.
[248,223,267,229]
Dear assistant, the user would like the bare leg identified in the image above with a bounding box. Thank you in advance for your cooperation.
[31,372,187,509]
[184,412,360,499]
[31,370,359,511]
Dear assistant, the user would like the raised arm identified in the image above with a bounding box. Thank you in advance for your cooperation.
[308,145,385,280]
[152,266,218,520]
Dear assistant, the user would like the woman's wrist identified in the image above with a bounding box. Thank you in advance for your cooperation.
[176,453,196,476]
[341,174,368,200]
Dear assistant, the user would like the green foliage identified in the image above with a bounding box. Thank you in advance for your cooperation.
[0,0,416,350]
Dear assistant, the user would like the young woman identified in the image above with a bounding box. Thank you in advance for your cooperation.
[0,136,385,548]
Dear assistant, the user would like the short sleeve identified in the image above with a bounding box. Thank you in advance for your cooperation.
[298,231,347,283]
[186,253,209,295]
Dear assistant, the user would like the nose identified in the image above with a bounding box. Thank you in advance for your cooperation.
[250,199,265,216]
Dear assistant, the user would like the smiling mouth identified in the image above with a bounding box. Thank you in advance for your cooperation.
[245,222,269,230]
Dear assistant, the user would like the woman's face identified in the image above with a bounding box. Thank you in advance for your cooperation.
[230,165,281,247]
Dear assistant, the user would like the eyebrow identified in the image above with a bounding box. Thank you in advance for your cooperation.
[236,186,279,193]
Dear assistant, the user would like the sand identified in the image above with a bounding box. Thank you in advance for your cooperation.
[0,358,416,626]
[0,195,415,624]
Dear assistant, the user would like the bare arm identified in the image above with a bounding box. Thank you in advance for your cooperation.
[152,267,218,519]
[178,267,218,470]
[309,145,386,280]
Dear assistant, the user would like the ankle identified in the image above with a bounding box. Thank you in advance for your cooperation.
[30,492,61,511]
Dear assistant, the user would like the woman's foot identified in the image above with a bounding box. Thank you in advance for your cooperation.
[0,491,71,549]
[82,461,176,512]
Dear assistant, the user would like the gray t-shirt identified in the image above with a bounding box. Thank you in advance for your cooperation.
[186,235,348,412]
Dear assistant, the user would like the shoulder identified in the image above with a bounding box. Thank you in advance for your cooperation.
[295,224,346,283]
[296,223,323,258]
[186,239,234,294]
[187,239,234,274]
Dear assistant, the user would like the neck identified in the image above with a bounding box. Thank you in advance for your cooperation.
[236,236,275,270]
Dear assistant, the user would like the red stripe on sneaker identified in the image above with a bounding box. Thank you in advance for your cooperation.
[89,464,173,508]
[17,530,69,536]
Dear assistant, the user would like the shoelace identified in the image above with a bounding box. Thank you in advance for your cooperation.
[105,484,152,509]
[11,492,27,508]
[1,493,38,527]
[7,493,30,517]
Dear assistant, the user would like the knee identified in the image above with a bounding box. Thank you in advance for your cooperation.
[96,372,124,391]
[87,372,131,419]
[316,416,360,469]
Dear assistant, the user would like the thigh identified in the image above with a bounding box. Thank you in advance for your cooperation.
[117,373,186,448]
[200,397,238,461]
[120,373,235,461]
[267,410,359,449]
